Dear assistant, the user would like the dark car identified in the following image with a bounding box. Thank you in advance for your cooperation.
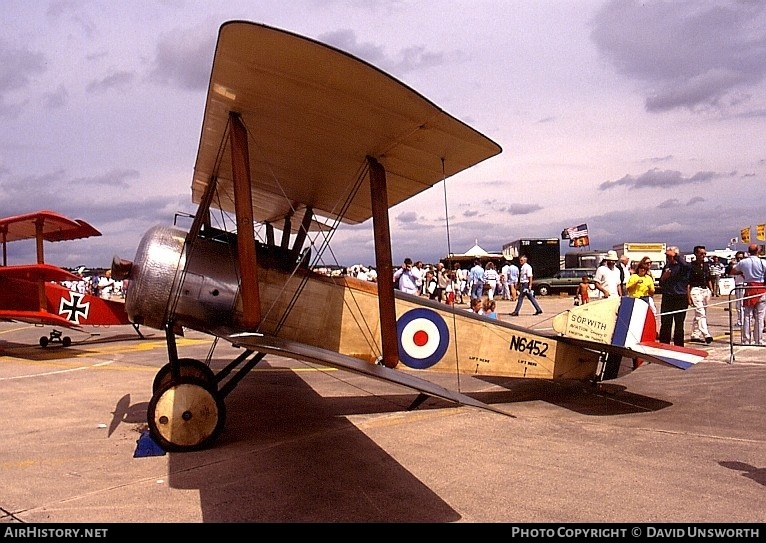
[533,268,597,296]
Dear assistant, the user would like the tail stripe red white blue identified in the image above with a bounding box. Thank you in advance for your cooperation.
[612,297,655,347]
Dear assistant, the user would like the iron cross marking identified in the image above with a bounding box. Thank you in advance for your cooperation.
[59,292,90,324]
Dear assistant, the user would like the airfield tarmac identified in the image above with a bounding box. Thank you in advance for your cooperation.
[0,294,764,524]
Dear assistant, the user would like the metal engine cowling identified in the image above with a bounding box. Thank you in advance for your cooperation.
[124,226,240,333]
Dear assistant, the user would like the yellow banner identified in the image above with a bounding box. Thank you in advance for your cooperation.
[624,243,665,252]
[757,224,765,241]
[741,227,751,244]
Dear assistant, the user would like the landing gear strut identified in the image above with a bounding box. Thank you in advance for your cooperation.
[145,322,266,452]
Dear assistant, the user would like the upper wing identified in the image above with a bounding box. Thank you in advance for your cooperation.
[227,332,512,417]
[192,21,502,229]
[0,211,101,243]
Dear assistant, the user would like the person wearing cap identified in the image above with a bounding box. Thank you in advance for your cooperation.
[592,250,624,379]
[593,250,622,299]
[658,246,691,347]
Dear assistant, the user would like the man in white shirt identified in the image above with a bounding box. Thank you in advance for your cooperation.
[510,255,543,316]
[98,270,116,300]
[731,244,766,345]
[393,258,419,295]
[593,251,622,299]
[593,250,624,380]
[500,261,512,300]
[411,260,424,295]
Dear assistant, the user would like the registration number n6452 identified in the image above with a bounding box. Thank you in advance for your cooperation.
[509,335,549,357]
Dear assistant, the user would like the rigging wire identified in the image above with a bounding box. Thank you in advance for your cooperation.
[232,118,382,358]
[441,157,463,392]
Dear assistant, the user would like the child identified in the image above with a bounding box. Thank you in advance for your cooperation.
[577,275,590,305]
[467,297,483,313]
[482,298,498,319]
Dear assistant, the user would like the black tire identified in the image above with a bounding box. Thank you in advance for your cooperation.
[39,336,49,348]
[147,376,226,452]
[152,358,216,393]
[62,336,72,348]
[537,284,550,296]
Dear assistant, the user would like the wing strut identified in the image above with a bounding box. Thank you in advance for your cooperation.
[229,112,261,330]
[281,212,292,250]
[291,206,313,259]
[368,156,399,368]
[34,216,45,264]
[34,217,46,312]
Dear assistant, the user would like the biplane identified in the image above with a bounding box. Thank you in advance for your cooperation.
[112,21,707,452]
[0,210,136,346]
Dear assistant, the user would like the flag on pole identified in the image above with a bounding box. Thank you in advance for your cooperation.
[566,223,588,239]
[741,227,751,244]
[757,224,765,241]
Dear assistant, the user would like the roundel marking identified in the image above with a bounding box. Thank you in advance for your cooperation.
[396,308,450,369]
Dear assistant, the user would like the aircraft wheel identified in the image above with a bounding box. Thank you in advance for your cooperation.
[39,336,49,348]
[62,336,72,348]
[152,358,216,393]
[147,376,226,452]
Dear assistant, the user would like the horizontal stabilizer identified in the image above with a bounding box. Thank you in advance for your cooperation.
[227,332,512,417]
[632,341,708,370]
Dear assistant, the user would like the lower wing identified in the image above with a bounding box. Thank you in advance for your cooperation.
[227,332,513,417]
[0,309,79,329]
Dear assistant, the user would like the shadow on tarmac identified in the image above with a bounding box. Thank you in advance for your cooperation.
[719,461,766,487]
[473,376,672,415]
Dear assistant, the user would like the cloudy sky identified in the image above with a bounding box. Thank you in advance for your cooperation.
[2,0,765,271]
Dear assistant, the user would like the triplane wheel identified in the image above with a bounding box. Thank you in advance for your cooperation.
[152,358,216,393]
[39,330,72,348]
[147,376,226,452]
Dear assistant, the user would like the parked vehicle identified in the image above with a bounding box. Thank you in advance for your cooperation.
[564,250,609,270]
[533,268,597,296]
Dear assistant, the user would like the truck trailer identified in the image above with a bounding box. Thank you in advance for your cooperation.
[502,238,560,279]
[613,242,667,284]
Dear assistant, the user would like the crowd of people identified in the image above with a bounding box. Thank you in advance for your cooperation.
[61,269,123,300]
[392,256,542,318]
[392,243,766,347]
